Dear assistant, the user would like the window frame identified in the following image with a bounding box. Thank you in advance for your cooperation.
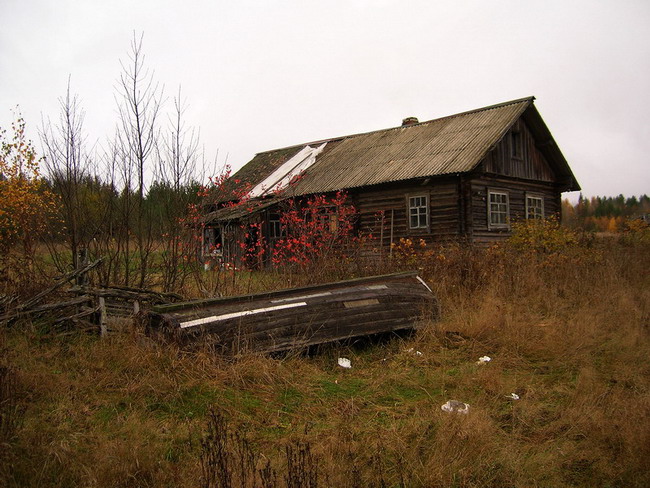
[202,225,225,258]
[407,193,430,231]
[268,212,283,239]
[487,189,510,230]
[525,194,544,220]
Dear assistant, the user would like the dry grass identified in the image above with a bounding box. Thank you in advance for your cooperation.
[1,231,649,487]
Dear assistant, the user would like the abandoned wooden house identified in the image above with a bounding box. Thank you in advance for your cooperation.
[203,97,580,265]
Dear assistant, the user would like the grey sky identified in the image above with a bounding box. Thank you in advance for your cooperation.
[1,0,648,200]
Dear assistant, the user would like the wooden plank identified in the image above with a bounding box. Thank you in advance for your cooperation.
[18,259,102,311]
[52,305,100,325]
[165,282,432,328]
[152,271,421,313]
[99,297,107,337]
[0,295,93,322]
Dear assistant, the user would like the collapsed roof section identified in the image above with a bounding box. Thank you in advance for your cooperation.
[247,143,327,198]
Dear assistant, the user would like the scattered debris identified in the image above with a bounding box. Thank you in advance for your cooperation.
[476,356,491,365]
[441,400,470,414]
[337,358,352,369]
[407,348,423,356]
[506,393,520,400]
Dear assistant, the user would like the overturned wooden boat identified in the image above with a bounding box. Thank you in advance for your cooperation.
[142,271,437,354]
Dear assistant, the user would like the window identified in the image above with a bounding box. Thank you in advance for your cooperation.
[203,226,223,256]
[327,214,338,233]
[526,195,544,220]
[408,195,429,229]
[314,206,339,233]
[488,190,509,228]
[511,131,522,158]
[269,213,283,239]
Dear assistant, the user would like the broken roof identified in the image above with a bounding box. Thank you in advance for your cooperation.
[223,96,579,202]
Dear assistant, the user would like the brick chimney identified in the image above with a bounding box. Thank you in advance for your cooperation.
[402,116,419,126]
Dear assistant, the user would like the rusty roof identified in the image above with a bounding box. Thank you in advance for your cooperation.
[226,96,578,199]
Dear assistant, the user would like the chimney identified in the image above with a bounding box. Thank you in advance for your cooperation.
[402,116,419,126]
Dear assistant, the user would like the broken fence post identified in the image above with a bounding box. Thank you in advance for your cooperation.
[98,296,107,337]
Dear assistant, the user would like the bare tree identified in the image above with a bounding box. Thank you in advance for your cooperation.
[153,87,201,291]
[113,32,164,287]
[40,80,100,271]
[156,87,200,191]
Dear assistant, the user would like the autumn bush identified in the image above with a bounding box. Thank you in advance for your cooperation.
[0,115,59,297]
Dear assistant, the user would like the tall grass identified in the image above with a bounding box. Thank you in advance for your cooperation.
[1,224,649,487]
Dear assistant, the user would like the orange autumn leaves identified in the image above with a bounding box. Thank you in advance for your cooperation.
[0,115,58,255]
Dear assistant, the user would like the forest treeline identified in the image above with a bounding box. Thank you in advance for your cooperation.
[562,194,650,232]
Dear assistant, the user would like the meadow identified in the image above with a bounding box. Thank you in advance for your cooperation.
[1,224,649,487]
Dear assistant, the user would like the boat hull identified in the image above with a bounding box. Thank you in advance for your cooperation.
[143,271,438,354]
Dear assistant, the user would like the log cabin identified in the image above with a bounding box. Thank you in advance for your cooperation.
[203,97,580,265]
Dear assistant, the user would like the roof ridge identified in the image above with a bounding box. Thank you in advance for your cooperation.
[254,96,535,155]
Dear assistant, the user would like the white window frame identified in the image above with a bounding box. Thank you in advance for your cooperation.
[525,194,544,220]
[488,190,509,229]
[268,212,283,239]
[408,194,429,230]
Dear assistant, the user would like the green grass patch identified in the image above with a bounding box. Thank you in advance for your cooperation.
[313,376,368,399]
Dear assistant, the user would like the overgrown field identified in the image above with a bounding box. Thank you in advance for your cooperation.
[2,231,649,487]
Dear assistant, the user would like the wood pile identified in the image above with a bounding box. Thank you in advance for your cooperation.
[69,285,183,318]
[0,258,182,335]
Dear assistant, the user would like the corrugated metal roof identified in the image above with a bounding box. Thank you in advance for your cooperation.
[287,98,531,195]
[226,97,577,199]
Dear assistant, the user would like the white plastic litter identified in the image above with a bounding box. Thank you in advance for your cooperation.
[441,400,470,414]
[337,357,352,369]
[506,393,520,400]
[407,348,423,356]
[476,356,491,365]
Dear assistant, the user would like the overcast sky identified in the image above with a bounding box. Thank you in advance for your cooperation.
[1,0,648,200]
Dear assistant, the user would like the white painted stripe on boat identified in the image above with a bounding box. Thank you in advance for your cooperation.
[365,285,388,290]
[416,276,432,293]
[271,292,332,303]
[179,302,308,329]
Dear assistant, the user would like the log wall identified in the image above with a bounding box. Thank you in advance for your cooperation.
[353,177,462,254]
[481,118,556,182]
[468,176,561,244]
